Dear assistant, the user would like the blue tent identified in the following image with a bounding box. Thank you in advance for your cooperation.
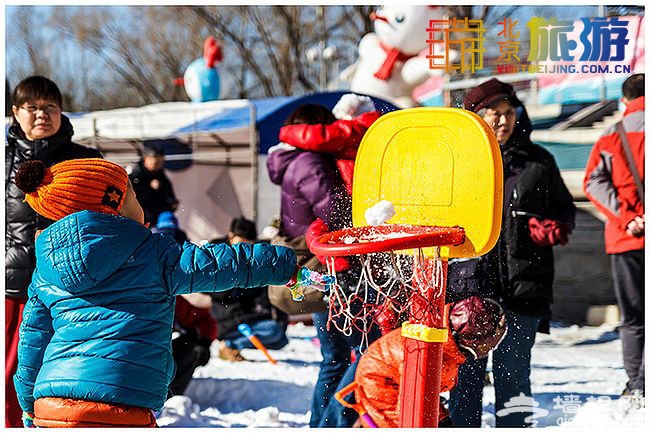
[175,91,399,154]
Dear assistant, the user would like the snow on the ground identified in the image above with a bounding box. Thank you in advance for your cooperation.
[156,323,318,427]
[480,323,646,428]
[156,322,646,428]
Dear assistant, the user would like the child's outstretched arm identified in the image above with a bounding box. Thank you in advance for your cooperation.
[279,111,380,153]
[160,238,297,296]
[13,289,54,417]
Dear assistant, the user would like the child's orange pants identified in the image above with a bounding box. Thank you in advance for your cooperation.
[34,397,157,428]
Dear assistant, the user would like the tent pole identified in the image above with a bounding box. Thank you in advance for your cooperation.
[249,102,259,224]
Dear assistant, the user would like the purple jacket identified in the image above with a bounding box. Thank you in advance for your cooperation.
[267,149,351,238]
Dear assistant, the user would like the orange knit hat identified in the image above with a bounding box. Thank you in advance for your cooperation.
[15,158,129,221]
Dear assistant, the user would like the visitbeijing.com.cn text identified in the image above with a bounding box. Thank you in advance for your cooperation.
[496,63,632,75]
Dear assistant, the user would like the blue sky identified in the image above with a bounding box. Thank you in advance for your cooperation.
[4,4,633,104]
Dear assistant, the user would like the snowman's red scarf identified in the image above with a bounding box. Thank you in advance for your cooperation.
[374,41,413,81]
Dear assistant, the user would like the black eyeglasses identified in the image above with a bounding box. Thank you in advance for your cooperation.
[19,104,61,114]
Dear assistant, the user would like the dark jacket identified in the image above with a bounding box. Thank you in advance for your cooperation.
[266,149,351,239]
[210,286,288,340]
[127,160,178,226]
[447,105,576,325]
[5,115,102,297]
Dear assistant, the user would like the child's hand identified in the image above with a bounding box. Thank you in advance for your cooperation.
[286,266,335,301]
[295,266,336,288]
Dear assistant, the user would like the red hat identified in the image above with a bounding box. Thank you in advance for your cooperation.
[463,78,518,113]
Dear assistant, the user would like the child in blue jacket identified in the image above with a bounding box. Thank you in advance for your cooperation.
[12,158,300,427]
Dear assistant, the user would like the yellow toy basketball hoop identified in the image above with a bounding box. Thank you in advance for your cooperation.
[351,107,503,258]
[309,107,503,428]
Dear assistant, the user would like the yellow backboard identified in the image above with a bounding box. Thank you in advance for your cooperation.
[352,107,503,258]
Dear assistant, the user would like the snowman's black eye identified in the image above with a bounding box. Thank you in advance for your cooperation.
[395,14,405,23]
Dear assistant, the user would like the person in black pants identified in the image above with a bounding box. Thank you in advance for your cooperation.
[169,296,216,396]
[448,78,576,427]
[584,73,645,396]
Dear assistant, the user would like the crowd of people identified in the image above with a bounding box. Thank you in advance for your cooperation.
[4,73,644,428]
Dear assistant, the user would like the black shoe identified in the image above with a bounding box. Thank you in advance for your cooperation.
[622,384,632,396]
[621,382,645,397]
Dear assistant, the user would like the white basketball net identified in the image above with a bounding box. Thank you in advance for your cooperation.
[324,246,445,350]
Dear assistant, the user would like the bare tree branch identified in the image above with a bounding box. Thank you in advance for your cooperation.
[277,6,318,93]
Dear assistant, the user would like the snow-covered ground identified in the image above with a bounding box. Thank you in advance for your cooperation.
[156,322,646,428]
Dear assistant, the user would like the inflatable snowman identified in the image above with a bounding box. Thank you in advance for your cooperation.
[348,6,448,107]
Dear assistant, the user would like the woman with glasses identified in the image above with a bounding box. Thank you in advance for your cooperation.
[446,78,576,427]
[5,76,102,427]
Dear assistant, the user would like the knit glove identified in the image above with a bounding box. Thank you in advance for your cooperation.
[528,217,570,246]
[23,412,35,428]
[449,296,507,360]
[306,219,351,272]
[332,93,376,120]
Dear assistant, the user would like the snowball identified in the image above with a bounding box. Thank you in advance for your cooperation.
[365,200,395,226]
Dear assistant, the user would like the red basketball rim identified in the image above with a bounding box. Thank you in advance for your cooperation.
[310,224,466,257]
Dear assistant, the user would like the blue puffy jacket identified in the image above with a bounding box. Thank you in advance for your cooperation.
[14,210,296,413]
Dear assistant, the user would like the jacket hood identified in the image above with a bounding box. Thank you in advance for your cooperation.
[266,148,302,185]
[35,210,151,293]
[7,114,75,159]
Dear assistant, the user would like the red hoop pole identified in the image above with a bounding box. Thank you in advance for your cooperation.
[398,259,448,427]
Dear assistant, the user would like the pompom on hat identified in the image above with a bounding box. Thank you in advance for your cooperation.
[15,158,129,221]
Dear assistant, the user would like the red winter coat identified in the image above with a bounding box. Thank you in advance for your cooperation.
[278,111,380,160]
[584,96,644,254]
